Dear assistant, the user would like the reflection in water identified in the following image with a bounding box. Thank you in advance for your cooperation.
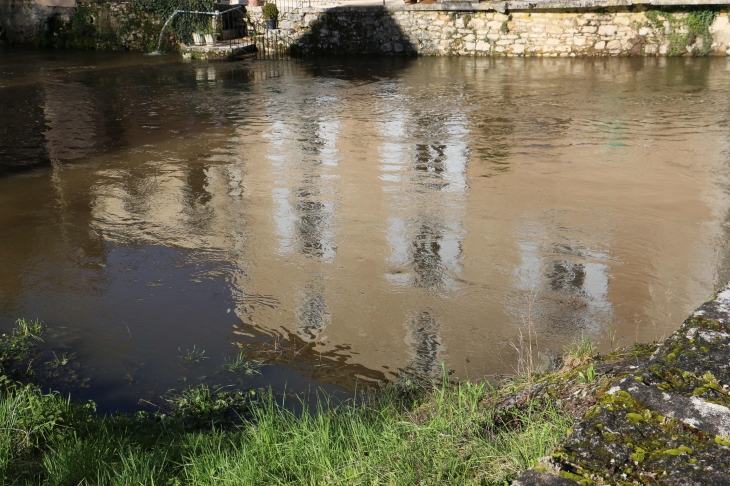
[377,96,470,376]
[1,53,730,410]
[296,280,330,342]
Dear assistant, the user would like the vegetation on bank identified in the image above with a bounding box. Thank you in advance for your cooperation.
[644,8,718,56]
[34,0,217,52]
[0,319,573,485]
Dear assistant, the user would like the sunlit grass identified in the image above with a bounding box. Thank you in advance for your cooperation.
[0,320,572,485]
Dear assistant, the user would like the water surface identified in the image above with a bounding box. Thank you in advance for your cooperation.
[2,50,730,411]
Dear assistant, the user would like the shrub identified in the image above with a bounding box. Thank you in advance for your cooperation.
[262,2,279,20]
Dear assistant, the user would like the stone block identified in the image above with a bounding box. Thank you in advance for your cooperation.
[581,25,597,34]
[496,39,513,45]
[615,16,631,26]
[475,40,490,51]
[546,24,563,34]
[470,18,485,29]
[606,39,621,49]
[512,44,525,54]
[594,40,606,49]
[639,27,650,36]
[597,25,617,36]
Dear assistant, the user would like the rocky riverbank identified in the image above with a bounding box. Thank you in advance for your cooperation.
[512,282,730,485]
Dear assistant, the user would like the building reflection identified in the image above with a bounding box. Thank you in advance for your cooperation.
[4,58,726,395]
[377,92,470,377]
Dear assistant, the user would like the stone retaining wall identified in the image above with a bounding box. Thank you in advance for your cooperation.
[0,0,166,50]
[4,0,730,57]
[0,0,72,45]
[249,5,730,57]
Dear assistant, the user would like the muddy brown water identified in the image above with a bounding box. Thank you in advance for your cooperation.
[1,50,730,412]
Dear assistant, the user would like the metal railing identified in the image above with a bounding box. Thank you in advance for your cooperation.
[248,17,304,60]
[267,0,333,13]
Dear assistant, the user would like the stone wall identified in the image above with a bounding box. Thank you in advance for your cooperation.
[248,5,730,57]
[1,1,167,50]
[4,0,730,57]
[0,0,73,45]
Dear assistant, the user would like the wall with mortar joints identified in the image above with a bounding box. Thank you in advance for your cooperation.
[247,7,730,57]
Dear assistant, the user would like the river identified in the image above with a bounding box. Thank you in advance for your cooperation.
[1,50,729,411]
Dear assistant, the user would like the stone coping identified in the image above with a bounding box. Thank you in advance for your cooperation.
[261,0,730,13]
[83,0,730,12]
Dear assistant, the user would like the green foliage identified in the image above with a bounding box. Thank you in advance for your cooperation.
[0,319,44,381]
[578,364,596,383]
[262,2,279,20]
[132,0,217,47]
[178,346,208,365]
[0,318,572,484]
[0,381,570,485]
[644,9,718,56]
[222,352,265,375]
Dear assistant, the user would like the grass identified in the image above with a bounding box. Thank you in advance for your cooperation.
[222,351,265,375]
[178,345,208,365]
[0,320,573,485]
[562,334,596,369]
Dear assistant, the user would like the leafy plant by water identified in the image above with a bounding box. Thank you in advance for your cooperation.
[178,346,208,365]
[644,8,718,56]
[222,352,265,375]
[577,364,596,383]
[0,319,44,375]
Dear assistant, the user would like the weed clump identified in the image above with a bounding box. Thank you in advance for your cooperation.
[562,335,596,369]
